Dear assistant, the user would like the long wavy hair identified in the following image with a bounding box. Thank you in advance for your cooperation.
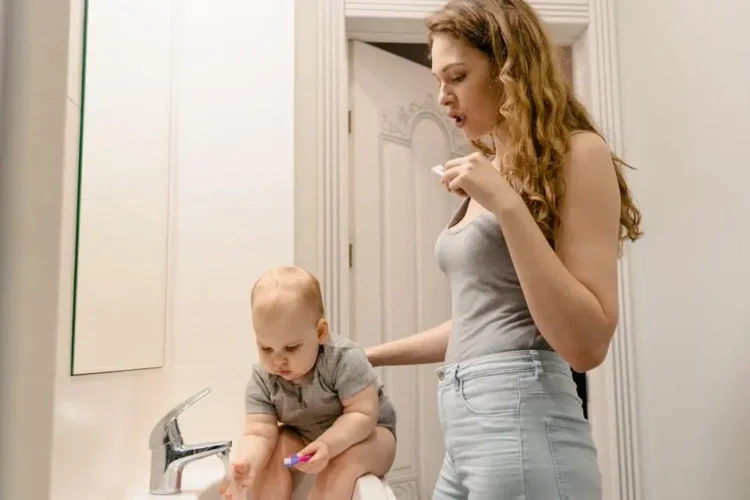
[426,0,642,244]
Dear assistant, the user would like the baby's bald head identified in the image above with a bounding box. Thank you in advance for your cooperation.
[250,266,325,325]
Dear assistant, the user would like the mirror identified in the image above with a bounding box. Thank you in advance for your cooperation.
[71,0,172,374]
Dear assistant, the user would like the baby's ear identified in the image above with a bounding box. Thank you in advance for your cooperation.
[316,318,330,344]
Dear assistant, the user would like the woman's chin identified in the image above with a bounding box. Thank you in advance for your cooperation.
[460,123,494,142]
[462,129,488,143]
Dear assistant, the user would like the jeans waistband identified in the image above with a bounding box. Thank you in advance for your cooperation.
[435,350,571,385]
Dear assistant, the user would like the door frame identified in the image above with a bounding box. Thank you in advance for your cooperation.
[293,1,640,499]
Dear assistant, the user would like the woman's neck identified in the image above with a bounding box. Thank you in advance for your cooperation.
[491,127,511,171]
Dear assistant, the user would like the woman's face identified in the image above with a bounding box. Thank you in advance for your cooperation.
[431,33,500,141]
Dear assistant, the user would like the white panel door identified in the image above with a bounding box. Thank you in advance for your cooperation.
[348,40,470,500]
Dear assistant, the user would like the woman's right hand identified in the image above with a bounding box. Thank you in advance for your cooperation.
[364,321,451,367]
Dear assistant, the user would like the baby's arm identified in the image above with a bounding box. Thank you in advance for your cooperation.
[316,383,379,458]
[236,413,279,472]
[235,365,280,479]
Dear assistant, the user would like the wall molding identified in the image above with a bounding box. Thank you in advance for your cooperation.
[583,1,642,497]
[293,1,640,498]
[346,0,588,22]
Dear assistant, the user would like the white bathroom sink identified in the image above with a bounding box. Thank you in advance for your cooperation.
[196,469,397,500]
[127,456,396,500]
[194,472,316,500]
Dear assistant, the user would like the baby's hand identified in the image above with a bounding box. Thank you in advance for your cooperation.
[218,476,240,500]
[219,460,255,499]
[233,460,256,487]
[294,440,331,474]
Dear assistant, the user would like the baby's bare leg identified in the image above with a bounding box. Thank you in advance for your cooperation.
[308,427,396,500]
[252,427,306,500]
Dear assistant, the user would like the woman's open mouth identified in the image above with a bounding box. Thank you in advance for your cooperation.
[450,113,466,128]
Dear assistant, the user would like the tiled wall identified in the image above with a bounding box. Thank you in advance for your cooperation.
[1,1,294,499]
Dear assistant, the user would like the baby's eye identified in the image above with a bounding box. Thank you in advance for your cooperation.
[285,345,300,352]
[261,347,273,353]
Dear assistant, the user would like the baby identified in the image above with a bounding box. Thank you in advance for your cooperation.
[221,266,397,500]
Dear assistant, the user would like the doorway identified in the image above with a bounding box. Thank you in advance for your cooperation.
[347,40,463,498]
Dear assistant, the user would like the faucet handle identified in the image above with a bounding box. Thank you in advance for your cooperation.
[149,387,211,449]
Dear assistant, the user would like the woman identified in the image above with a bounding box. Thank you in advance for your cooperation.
[364,1,642,499]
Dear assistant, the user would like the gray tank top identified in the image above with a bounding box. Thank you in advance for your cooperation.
[435,197,552,364]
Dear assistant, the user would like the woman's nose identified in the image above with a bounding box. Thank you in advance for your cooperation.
[438,88,449,106]
[438,86,453,107]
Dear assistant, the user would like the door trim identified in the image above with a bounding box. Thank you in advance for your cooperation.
[293,2,640,499]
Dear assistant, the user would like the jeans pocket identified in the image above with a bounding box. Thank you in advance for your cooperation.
[458,372,520,415]
[545,417,602,500]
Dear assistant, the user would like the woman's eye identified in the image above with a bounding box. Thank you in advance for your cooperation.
[452,74,466,83]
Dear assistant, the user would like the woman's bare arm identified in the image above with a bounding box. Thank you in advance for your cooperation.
[365,320,451,367]
[492,133,621,372]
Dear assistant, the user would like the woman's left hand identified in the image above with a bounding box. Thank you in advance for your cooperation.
[441,152,517,213]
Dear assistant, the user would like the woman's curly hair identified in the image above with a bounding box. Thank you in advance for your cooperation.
[426,0,642,244]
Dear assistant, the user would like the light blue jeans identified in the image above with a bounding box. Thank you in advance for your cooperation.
[433,350,601,500]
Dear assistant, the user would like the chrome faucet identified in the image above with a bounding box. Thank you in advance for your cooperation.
[149,388,232,495]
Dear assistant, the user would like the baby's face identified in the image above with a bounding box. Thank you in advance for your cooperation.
[253,310,328,383]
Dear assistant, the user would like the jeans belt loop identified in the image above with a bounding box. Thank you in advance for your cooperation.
[531,349,544,377]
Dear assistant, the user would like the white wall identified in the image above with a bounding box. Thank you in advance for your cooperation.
[0,0,69,497]
[166,0,294,444]
[0,1,294,499]
[616,0,750,498]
